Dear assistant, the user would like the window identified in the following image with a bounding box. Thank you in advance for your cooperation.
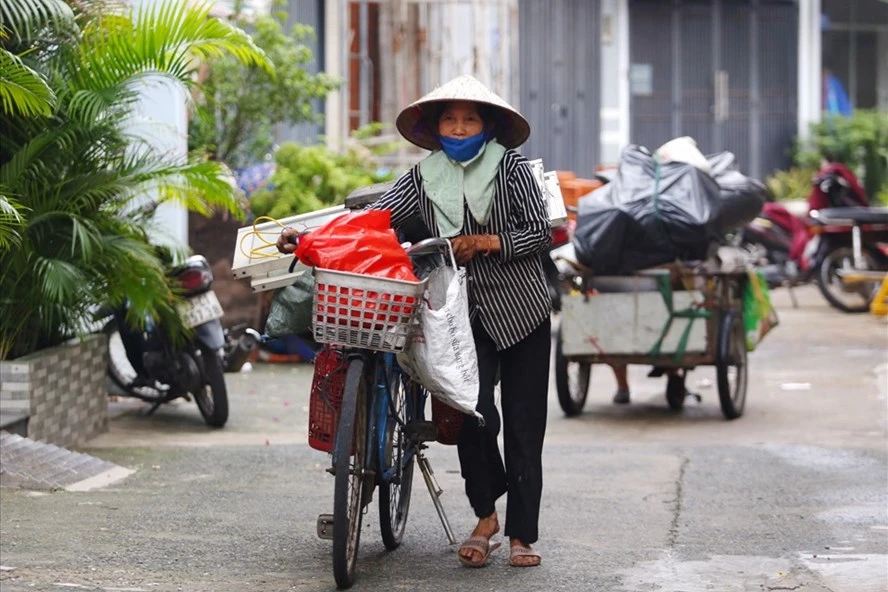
[821,0,888,111]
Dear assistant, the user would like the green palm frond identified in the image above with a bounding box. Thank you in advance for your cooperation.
[0,119,111,197]
[34,255,85,301]
[94,233,176,310]
[0,0,74,41]
[0,48,55,117]
[148,159,245,218]
[70,0,271,95]
[64,86,130,124]
[0,193,26,249]
[132,1,272,74]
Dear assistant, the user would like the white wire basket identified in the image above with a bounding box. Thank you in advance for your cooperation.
[311,268,427,353]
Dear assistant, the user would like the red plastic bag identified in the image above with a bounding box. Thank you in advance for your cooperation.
[295,210,418,281]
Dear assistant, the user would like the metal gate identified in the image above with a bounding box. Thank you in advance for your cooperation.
[519,0,601,175]
[629,0,798,179]
[275,0,325,146]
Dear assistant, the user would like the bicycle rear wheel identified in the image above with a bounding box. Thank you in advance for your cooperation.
[332,357,368,589]
[378,371,417,550]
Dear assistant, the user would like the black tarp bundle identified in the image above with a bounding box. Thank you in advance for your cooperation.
[572,145,767,275]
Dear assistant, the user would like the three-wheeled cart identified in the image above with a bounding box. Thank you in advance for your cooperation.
[553,263,750,420]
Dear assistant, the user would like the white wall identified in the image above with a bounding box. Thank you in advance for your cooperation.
[798,0,823,140]
[129,77,190,247]
[126,0,190,248]
[599,0,630,164]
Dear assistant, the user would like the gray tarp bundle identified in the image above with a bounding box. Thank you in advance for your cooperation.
[572,145,767,275]
[264,270,315,339]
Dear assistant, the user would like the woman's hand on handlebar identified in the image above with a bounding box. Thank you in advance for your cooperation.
[276,227,300,254]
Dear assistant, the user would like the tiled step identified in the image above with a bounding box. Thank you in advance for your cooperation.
[0,431,134,491]
[0,409,29,438]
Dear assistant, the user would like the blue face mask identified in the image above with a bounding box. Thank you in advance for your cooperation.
[439,131,488,162]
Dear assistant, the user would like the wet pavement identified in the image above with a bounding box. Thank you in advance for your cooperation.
[1,285,886,592]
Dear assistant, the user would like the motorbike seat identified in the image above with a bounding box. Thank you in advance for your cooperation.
[812,207,888,226]
[344,181,396,210]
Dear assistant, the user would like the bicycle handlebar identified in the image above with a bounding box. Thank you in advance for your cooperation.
[405,237,451,258]
[405,237,458,271]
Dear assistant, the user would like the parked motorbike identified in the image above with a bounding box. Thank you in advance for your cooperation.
[104,254,236,427]
[809,207,888,313]
[736,201,812,296]
[737,163,888,312]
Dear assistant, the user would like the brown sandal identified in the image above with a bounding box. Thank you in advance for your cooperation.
[458,536,501,568]
[509,545,542,567]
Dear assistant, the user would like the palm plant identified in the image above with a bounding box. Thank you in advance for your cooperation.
[0,0,272,360]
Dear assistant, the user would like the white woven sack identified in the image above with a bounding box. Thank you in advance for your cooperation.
[398,262,482,420]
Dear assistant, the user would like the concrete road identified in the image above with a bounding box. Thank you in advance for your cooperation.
[1,285,886,592]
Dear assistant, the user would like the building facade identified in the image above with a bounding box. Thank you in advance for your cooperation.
[271,0,886,179]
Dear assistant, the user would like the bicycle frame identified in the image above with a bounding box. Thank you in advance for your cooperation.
[335,350,426,502]
[375,352,425,485]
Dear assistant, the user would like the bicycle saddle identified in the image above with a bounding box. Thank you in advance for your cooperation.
[344,181,397,209]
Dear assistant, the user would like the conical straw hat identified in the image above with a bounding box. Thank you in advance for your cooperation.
[395,74,530,151]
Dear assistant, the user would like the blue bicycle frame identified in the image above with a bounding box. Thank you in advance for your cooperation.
[374,352,425,485]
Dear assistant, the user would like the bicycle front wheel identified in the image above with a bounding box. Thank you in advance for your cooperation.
[332,357,369,589]
[378,372,417,550]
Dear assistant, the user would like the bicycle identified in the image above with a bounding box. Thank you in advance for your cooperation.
[310,237,458,589]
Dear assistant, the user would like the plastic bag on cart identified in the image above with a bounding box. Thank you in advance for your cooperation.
[742,270,779,351]
[295,210,419,281]
[265,270,315,338]
[573,144,766,275]
[707,153,770,236]
[397,255,482,421]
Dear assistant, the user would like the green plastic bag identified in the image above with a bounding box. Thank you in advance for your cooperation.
[265,270,316,339]
[742,271,779,351]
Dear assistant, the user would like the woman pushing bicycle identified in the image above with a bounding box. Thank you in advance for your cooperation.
[281,74,552,568]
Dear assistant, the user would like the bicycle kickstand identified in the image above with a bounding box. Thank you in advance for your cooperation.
[786,281,799,309]
[417,450,457,544]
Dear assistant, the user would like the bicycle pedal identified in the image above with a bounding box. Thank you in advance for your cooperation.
[404,420,437,443]
[316,514,334,540]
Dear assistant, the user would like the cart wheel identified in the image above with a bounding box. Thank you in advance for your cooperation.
[716,310,747,420]
[554,327,591,417]
[665,371,686,411]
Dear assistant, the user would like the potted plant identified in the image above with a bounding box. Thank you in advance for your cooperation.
[0,0,271,445]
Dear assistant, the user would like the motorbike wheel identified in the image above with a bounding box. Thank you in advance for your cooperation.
[554,327,591,417]
[816,246,880,313]
[194,347,229,428]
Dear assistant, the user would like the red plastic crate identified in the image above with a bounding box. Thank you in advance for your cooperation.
[308,347,349,452]
[431,396,466,446]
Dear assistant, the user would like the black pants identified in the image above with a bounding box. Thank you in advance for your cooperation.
[457,316,551,544]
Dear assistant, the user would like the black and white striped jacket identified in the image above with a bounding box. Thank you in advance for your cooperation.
[372,149,551,351]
